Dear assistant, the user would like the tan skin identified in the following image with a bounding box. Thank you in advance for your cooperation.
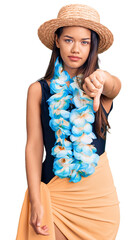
[26,26,121,236]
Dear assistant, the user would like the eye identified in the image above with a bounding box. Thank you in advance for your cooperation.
[82,41,89,45]
[65,39,72,43]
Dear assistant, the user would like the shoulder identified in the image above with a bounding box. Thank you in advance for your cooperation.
[27,81,42,105]
[101,95,113,114]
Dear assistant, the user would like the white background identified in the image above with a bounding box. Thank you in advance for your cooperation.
[0,0,138,239]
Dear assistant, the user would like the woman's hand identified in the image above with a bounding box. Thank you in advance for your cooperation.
[82,69,106,112]
[29,201,50,236]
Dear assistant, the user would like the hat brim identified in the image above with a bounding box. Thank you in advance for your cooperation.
[38,18,114,53]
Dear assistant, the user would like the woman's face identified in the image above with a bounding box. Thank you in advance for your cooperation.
[55,26,91,78]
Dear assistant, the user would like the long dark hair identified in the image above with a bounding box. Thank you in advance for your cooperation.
[42,27,111,139]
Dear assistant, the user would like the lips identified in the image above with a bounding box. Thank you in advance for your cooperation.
[68,56,81,60]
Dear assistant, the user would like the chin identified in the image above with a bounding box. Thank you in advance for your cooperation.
[67,60,83,68]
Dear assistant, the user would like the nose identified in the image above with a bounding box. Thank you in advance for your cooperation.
[71,42,80,53]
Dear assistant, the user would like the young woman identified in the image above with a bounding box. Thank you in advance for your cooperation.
[16,4,121,240]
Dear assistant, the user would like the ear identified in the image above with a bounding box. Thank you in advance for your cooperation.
[55,34,60,48]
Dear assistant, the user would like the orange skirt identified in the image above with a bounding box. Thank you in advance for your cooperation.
[16,151,120,240]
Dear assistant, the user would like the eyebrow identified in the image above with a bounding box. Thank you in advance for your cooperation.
[63,35,91,40]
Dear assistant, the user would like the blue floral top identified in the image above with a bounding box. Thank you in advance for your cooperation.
[37,78,113,184]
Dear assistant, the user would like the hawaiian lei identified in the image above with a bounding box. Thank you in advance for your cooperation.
[47,56,100,183]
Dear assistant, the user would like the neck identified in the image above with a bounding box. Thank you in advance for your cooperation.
[63,63,78,79]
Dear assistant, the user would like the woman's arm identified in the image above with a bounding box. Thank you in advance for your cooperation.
[102,71,122,99]
[100,71,122,113]
[25,82,44,205]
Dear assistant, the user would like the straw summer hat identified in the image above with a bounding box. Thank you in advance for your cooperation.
[37,4,114,54]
